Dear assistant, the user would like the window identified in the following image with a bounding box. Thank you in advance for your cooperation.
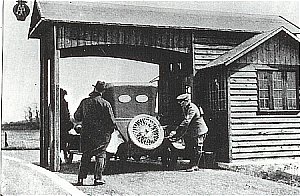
[118,95,131,103]
[208,73,227,111]
[136,95,148,103]
[258,70,298,111]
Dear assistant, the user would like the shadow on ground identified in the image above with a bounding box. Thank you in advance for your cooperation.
[59,159,193,175]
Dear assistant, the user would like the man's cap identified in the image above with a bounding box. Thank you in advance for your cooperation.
[92,81,106,92]
[176,93,191,101]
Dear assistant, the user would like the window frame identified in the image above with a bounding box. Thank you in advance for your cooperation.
[208,72,227,111]
[257,67,299,114]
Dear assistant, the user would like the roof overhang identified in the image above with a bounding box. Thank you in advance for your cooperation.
[199,26,300,70]
[28,1,300,39]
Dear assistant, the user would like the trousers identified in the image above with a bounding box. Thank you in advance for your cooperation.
[184,134,207,167]
[78,150,106,180]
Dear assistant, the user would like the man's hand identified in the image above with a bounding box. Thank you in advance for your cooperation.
[168,137,178,142]
[169,130,176,137]
[165,130,176,139]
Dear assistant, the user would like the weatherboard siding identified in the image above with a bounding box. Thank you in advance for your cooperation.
[194,44,233,67]
[193,31,254,69]
[229,65,300,160]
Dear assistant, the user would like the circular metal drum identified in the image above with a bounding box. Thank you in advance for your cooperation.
[128,114,164,150]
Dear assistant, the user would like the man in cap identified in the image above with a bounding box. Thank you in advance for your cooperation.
[74,81,117,185]
[169,93,208,171]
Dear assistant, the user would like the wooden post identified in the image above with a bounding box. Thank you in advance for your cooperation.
[49,25,61,171]
[158,62,169,123]
[226,70,233,163]
[40,36,49,167]
[190,32,195,100]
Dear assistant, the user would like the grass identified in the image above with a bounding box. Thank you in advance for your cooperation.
[226,160,300,187]
[1,129,40,149]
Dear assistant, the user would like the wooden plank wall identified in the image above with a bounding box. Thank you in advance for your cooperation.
[236,32,300,65]
[193,31,254,69]
[56,23,191,53]
[229,66,300,160]
[229,31,300,160]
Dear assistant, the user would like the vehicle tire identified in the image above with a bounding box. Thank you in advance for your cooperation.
[128,114,164,150]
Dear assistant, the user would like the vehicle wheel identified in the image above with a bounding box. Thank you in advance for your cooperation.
[128,114,164,150]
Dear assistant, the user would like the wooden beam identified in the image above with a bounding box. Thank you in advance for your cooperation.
[227,69,232,163]
[49,25,61,171]
[40,36,49,167]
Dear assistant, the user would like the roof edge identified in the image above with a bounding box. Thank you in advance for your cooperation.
[225,26,300,65]
[279,16,300,31]
[28,0,44,38]
[198,26,300,70]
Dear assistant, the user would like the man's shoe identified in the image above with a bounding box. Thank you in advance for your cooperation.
[185,166,199,172]
[94,179,106,185]
[74,179,83,186]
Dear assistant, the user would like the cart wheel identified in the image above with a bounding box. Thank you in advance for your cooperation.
[128,114,164,150]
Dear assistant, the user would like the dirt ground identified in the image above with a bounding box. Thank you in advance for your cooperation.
[3,131,300,195]
[57,157,300,195]
[3,150,300,195]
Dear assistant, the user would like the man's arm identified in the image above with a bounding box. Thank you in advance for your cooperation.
[74,101,83,122]
[169,106,196,140]
[105,102,118,133]
[179,106,196,128]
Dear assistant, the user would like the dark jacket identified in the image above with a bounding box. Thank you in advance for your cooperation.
[74,91,116,153]
[178,102,208,138]
[60,97,73,147]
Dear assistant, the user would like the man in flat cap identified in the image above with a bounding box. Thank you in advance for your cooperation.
[169,93,208,172]
[74,81,117,185]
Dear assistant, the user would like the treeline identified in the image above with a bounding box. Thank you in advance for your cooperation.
[2,121,40,130]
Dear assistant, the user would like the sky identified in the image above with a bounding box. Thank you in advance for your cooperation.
[1,0,300,123]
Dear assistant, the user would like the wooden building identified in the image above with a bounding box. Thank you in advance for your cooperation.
[195,27,300,162]
[28,1,300,170]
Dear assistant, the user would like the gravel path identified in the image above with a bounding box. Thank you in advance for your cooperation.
[58,168,300,195]
[3,150,300,195]
[57,159,300,195]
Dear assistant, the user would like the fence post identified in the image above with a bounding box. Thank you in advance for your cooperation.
[5,132,8,147]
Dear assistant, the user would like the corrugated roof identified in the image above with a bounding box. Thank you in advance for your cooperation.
[29,1,300,37]
[199,26,300,69]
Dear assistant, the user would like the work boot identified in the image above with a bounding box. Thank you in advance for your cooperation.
[75,178,83,186]
[94,179,106,185]
[185,166,199,172]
